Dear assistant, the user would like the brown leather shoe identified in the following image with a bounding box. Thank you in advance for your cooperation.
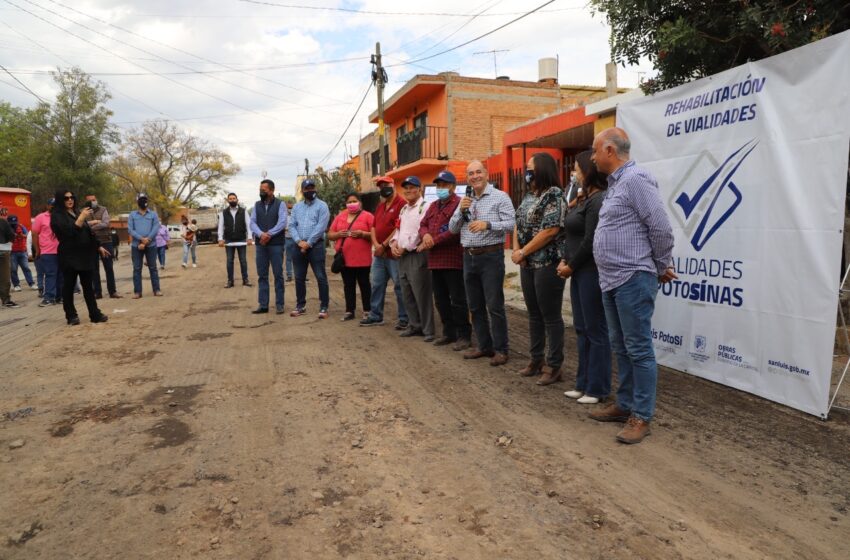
[536,365,562,385]
[489,353,508,367]
[452,338,471,352]
[132,293,142,299]
[616,417,651,444]
[464,349,495,360]
[588,403,631,423]
[433,336,456,346]
[518,360,543,377]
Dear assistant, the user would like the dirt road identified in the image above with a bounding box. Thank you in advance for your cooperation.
[1,245,848,559]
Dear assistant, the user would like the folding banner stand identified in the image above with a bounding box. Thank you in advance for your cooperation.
[830,264,850,416]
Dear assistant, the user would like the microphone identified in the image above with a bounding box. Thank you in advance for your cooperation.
[462,185,473,222]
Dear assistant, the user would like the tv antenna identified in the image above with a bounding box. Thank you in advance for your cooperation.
[474,49,510,78]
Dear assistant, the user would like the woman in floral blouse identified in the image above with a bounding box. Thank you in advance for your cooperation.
[511,152,567,386]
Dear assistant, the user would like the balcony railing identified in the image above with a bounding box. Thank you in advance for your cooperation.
[396,126,448,167]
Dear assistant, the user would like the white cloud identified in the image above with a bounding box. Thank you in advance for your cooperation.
[0,0,654,200]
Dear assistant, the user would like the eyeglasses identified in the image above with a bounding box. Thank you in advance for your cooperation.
[64,195,75,200]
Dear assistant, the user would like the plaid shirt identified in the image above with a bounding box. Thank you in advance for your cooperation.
[448,183,515,247]
[419,194,463,269]
[593,160,674,292]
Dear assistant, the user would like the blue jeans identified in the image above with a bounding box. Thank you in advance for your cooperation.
[226,245,249,284]
[182,241,196,264]
[285,238,296,279]
[368,255,407,322]
[10,251,34,287]
[292,244,329,309]
[601,271,659,422]
[40,254,60,302]
[157,245,167,267]
[255,243,284,309]
[35,255,45,291]
[463,250,509,354]
[132,245,161,294]
[570,266,611,398]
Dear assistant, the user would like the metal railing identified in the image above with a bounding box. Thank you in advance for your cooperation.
[396,126,448,166]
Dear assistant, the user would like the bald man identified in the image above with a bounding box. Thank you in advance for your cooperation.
[588,127,676,445]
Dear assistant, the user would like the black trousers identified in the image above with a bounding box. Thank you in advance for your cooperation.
[520,264,566,369]
[432,268,471,340]
[341,266,371,313]
[92,242,117,296]
[63,267,101,322]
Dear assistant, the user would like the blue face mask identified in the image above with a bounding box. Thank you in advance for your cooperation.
[436,188,451,201]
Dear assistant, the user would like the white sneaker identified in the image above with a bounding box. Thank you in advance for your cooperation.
[564,390,583,399]
[192,263,197,268]
[181,263,187,268]
[30,285,38,290]
[12,286,21,292]
[577,395,600,404]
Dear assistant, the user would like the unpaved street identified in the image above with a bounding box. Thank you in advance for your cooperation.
[1,245,849,559]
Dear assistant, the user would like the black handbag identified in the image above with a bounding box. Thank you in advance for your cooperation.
[331,212,361,274]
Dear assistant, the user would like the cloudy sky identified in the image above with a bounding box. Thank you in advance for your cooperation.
[0,0,652,200]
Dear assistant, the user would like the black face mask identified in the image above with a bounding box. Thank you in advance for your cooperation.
[524,170,535,186]
[259,191,269,201]
[228,200,238,208]
[380,186,394,198]
[137,199,148,209]
[303,191,317,201]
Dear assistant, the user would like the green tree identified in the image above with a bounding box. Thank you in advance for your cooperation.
[312,166,359,216]
[109,120,240,223]
[591,0,850,93]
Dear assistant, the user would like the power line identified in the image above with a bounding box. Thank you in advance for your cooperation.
[41,0,353,106]
[317,81,373,167]
[238,0,577,17]
[4,0,337,136]
[385,0,559,68]
[406,0,502,60]
[0,61,45,103]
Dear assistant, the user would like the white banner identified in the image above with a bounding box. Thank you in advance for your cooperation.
[617,31,850,417]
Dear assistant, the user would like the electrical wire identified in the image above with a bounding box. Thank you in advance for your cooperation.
[317,81,373,167]
[385,0,558,68]
[238,0,576,17]
[0,60,45,102]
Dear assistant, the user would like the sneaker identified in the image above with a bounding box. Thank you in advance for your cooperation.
[359,316,384,327]
[242,281,253,287]
[452,338,471,351]
[224,281,234,288]
[30,284,38,291]
[38,299,55,307]
[181,263,187,268]
[289,307,306,317]
[12,286,21,292]
[341,312,355,322]
[38,289,44,297]
[3,300,20,308]
[564,390,584,399]
[286,277,293,282]
[394,320,409,331]
[192,263,197,268]
[318,308,328,319]
[577,395,600,405]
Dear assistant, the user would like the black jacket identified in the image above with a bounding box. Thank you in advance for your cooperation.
[51,210,100,271]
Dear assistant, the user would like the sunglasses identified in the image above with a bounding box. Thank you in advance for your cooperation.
[64,195,76,200]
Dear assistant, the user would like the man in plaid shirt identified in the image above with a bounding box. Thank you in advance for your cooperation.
[418,171,471,351]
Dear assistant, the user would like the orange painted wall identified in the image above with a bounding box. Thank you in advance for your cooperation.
[386,87,448,165]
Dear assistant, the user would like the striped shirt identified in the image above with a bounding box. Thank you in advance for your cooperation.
[593,160,674,292]
[448,184,515,248]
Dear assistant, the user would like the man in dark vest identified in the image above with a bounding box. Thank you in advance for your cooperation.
[84,194,121,299]
[218,192,253,288]
[248,179,287,314]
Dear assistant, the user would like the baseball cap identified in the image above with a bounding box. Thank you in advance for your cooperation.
[137,192,148,200]
[7,215,18,224]
[433,171,457,184]
[401,176,421,188]
[374,175,394,185]
[301,178,316,189]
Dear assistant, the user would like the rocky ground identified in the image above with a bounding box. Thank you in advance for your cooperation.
[1,245,848,559]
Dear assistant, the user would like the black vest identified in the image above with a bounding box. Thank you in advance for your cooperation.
[222,207,247,243]
[252,199,285,245]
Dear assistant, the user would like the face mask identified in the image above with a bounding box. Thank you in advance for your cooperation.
[137,199,148,209]
[379,186,394,198]
[259,191,269,201]
[436,188,451,201]
[228,200,238,208]
[524,170,535,185]
[346,202,361,213]
[90,201,98,209]
[303,191,317,201]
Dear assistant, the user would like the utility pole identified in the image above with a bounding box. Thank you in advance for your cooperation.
[474,49,510,78]
[304,158,309,175]
[372,42,388,174]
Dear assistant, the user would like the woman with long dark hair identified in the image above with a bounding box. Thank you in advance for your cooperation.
[558,150,612,404]
[50,189,109,325]
[511,152,567,386]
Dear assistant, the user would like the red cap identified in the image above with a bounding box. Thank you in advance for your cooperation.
[374,175,394,185]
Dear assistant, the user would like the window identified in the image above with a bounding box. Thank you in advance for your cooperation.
[413,111,428,130]
[396,124,407,142]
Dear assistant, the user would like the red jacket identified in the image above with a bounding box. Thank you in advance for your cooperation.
[11,224,28,253]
